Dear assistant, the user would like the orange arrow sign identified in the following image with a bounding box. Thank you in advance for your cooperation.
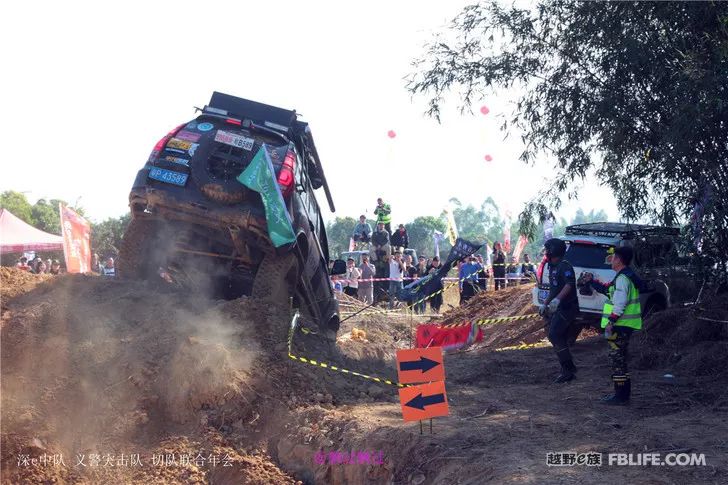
[396,347,445,384]
[398,381,449,422]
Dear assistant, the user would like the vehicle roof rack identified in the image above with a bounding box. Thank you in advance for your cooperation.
[564,222,680,240]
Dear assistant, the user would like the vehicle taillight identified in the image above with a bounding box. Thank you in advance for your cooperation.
[148,123,185,162]
[277,149,296,198]
[536,256,547,283]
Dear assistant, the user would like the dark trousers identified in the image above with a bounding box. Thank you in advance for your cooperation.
[430,291,443,313]
[608,326,633,393]
[493,272,505,290]
[547,308,577,370]
[343,287,358,297]
[460,281,477,304]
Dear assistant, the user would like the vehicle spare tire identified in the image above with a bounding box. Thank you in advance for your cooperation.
[190,141,249,204]
[118,218,160,279]
[252,252,299,308]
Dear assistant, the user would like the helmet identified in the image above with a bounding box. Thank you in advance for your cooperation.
[544,238,567,259]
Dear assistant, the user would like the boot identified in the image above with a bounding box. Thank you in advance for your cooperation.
[554,360,576,383]
[600,379,629,405]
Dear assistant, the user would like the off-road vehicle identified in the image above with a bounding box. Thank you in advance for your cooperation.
[120,92,345,337]
[533,222,698,341]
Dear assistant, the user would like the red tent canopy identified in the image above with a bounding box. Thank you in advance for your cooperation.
[0,208,64,253]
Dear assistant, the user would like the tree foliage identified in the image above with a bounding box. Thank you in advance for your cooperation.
[408,1,728,273]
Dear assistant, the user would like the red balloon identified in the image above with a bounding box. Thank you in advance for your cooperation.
[387,130,397,139]
[484,154,493,162]
[480,105,490,115]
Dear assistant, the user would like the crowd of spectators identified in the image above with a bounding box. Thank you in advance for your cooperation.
[14,252,116,276]
[335,196,540,312]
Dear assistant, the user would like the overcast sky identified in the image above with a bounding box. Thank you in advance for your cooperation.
[1,0,619,225]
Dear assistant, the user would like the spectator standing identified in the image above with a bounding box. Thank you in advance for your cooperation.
[414,255,429,313]
[49,260,63,275]
[388,251,405,309]
[358,254,376,304]
[521,253,536,281]
[343,258,360,297]
[459,256,481,304]
[352,215,372,245]
[390,224,409,252]
[33,260,47,274]
[492,242,506,290]
[506,256,521,286]
[100,257,116,276]
[92,253,101,273]
[426,256,443,313]
[371,222,390,262]
[404,254,418,283]
[374,198,392,236]
[16,257,30,271]
[475,254,489,291]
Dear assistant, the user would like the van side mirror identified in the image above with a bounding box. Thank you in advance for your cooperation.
[330,259,346,275]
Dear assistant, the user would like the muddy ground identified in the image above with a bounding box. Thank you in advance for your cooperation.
[1,267,727,484]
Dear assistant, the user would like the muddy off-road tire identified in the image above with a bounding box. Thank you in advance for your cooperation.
[252,253,299,307]
[118,218,158,279]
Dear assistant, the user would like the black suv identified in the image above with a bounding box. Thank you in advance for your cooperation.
[120,92,344,337]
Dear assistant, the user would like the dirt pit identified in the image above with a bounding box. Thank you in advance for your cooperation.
[2,269,727,484]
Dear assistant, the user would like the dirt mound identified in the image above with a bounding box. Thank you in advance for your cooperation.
[0,273,302,484]
[438,284,535,325]
[634,295,728,377]
[0,267,52,307]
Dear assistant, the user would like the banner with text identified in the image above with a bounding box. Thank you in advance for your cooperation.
[60,204,92,274]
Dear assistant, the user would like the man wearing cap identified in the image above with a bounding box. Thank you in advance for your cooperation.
[374,198,392,236]
[580,246,644,405]
[352,215,372,246]
[358,254,376,304]
[390,224,409,252]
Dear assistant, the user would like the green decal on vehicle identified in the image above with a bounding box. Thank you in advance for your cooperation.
[237,144,296,248]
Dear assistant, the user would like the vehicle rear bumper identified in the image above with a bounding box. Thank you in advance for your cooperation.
[128,185,273,252]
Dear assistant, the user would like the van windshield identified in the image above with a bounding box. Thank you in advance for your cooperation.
[564,243,614,270]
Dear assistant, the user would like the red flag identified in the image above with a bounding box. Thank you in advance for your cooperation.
[416,323,483,351]
[59,204,92,273]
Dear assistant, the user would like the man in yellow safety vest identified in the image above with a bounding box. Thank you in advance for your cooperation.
[580,246,644,405]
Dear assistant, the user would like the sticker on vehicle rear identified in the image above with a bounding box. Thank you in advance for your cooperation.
[164,156,190,166]
[167,138,199,156]
[148,167,188,186]
[197,122,214,132]
[214,130,255,151]
[175,130,201,142]
[167,138,193,150]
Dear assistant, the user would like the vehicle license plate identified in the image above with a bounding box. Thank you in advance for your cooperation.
[214,130,255,151]
[148,167,188,186]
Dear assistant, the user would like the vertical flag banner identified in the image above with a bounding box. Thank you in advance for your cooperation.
[503,220,512,254]
[444,208,459,246]
[237,144,296,248]
[432,230,444,258]
[512,235,529,262]
[59,204,91,274]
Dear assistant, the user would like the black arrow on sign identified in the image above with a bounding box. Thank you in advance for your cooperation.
[404,392,446,411]
[398,356,440,373]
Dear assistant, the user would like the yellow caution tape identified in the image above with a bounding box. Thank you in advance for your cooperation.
[441,312,540,328]
[287,312,408,388]
[494,341,550,352]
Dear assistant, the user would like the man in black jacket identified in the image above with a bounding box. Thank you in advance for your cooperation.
[391,224,409,251]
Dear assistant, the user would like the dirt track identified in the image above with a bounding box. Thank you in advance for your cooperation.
[2,268,727,484]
